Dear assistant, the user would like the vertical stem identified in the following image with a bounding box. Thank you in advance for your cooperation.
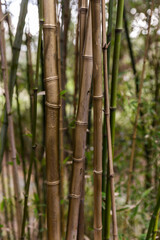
[0,3,22,238]
[91,1,103,239]
[43,0,61,239]
[1,161,10,240]
[66,5,92,239]
[146,182,160,240]
[6,151,16,239]
[0,0,29,169]
[107,0,114,76]
[105,0,124,239]
[57,21,65,238]
[21,1,43,238]
[102,0,118,239]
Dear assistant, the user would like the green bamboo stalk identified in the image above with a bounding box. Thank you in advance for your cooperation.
[146,182,160,240]
[20,1,43,238]
[102,0,118,239]
[152,210,159,240]
[0,3,22,237]
[123,6,139,95]
[107,0,114,76]
[66,5,93,239]
[0,0,29,171]
[43,0,61,239]
[104,0,124,239]
[91,1,103,239]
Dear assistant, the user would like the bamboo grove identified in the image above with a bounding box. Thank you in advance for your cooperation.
[0,0,160,239]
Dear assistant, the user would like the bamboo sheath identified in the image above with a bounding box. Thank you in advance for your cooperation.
[91,0,103,239]
[0,0,28,170]
[126,0,154,205]
[0,4,22,238]
[66,5,93,239]
[43,1,61,239]
[102,0,118,239]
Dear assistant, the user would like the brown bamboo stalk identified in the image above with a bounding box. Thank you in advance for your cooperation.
[91,0,103,239]
[57,21,65,238]
[79,0,88,86]
[73,10,80,116]
[26,33,34,132]
[126,0,154,205]
[66,4,93,239]
[0,2,22,238]
[77,1,88,238]
[102,0,118,239]
[43,1,61,239]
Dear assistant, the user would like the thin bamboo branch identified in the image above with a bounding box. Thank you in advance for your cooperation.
[43,0,61,239]
[0,3,22,238]
[66,4,93,239]
[102,0,118,239]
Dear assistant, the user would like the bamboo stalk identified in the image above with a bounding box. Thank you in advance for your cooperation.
[21,1,43,238]
[104,0,124,239]
[107,0,114,76]
[146,181,160,240]
[126,0,154,205]
[1,161,10,240]
[152,210,159,240]
[6,151,16,239]
[0,0,29,169]
[79,0,88,85]
[102,0,118,239]
[123,6,139,96]
[73,11,80,116]
[91,1,103,239]
[66,5,93,239]
[78,2,88,238]
[57,21,65,238]
[43,0,61,239]
[0,3,22,238]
